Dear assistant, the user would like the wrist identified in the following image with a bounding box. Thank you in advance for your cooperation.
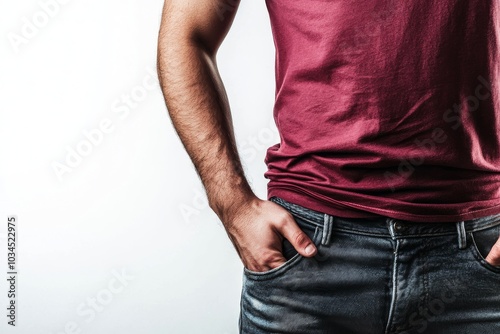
[209,188,260,226]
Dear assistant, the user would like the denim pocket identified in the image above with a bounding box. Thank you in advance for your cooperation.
[243,215,323,281]
[468,222,500,274]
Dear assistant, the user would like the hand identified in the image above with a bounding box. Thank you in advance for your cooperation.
[485,236,500,266]
[220,197,318,272]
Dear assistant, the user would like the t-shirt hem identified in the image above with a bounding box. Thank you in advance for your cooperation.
[268,186,500,223]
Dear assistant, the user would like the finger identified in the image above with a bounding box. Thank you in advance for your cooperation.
[278,216,317,258]
[267,254,288,270]
[247,246,288,272]
[485,238,500,266]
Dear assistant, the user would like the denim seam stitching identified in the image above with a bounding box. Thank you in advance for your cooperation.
[465,219,500,233]
[271,197,324,226]
[331,228,461,238]
[385,238,399,334]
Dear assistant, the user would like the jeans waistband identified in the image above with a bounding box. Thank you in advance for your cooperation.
[270,196,500,248]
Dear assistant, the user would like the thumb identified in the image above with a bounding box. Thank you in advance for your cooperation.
[485,238,500,266]
[280,220,318,258]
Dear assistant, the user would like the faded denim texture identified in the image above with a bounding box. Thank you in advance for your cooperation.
[239,197,500,334]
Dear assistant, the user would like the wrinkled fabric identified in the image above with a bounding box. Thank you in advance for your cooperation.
[264,0,500,222]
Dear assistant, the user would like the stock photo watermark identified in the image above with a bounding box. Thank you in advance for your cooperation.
[5,216,18,327]
[384,75,493,191]
[399,277,464,334]
[178,118,279,225]
[338,0,396,54]
[7,0,73,54]
[49,268,134,334]
[51,66,160,182]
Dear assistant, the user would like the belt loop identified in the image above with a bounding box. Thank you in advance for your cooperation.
[456,221,467,249]
[322,214,333,246]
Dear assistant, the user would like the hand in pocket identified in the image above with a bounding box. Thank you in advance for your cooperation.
[221,198,318,273]
[485,236,500,266]
[473,224,500,267]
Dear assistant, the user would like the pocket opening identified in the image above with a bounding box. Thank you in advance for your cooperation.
[243,224,322,280]
[468,223,500,274]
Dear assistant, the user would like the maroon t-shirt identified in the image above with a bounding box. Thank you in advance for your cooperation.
[264,0,500,222]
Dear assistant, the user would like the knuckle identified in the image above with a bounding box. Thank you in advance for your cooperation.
[275,218,286,229]
[275,212,293,229]
[292,230,308,246]
[261,251,278,265]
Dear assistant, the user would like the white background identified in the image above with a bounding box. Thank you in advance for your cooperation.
[0,0,277,333]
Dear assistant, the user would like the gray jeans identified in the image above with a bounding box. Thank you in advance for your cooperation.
[239,196,500,333]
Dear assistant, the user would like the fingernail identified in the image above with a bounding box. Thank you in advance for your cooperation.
[305,244,315,255]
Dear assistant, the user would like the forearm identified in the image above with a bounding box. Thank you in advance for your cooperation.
[157,37,256,222]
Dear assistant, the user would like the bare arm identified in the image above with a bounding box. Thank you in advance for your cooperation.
[157,0,253,219]
[157,0,318,271]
